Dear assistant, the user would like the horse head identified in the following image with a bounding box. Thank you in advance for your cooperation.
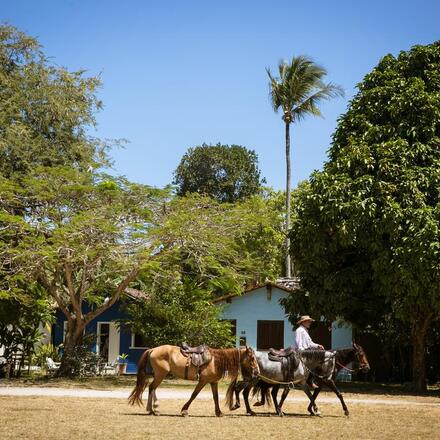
[353,342,370,373]
[241,346,260,379]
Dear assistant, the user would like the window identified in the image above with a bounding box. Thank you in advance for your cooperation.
[257,320,284,350]
[131,332,148,348]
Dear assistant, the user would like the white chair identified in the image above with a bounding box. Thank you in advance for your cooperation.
[46,357,60,373]
[101,358,118,375]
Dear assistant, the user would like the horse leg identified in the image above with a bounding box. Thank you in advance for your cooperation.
[146,371,167,416]
[253,381,266,407]
[181,378,208,417]
[327,379,349,416]
[243,383,256,416]
[231,380,246,410]
[271,385,283,417]
[278,385,290,416]
[307,387,321,416]
[210,382,223,417]
[300,383,321,416]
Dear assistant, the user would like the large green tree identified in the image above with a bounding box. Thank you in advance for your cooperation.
[267,56,343,277]
[286,42,440,391]
[0,25,118,376]
[1,167,167,376]
[173,143,264,202]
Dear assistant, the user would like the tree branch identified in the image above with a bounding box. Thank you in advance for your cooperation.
[64,262,82,319]
[84,266,139,324]
[38,269,71,321]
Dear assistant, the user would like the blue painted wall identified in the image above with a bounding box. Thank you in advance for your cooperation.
[217,285,352,351]
[53,301,144,374]
[218,285,296,349]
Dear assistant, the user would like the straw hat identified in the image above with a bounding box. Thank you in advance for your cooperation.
[297,315,315,325]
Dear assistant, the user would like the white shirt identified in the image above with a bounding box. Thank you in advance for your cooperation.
[295,325,321,350]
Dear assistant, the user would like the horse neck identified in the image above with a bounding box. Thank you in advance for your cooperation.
[336,348,355,366]
[298,350,327,369]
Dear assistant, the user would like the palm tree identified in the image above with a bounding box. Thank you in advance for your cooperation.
[267,56,344,277]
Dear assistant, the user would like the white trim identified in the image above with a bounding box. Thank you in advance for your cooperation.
[96,322,111,356]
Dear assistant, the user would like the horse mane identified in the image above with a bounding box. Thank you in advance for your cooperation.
[299,349,326,363]
[209,348,239,378]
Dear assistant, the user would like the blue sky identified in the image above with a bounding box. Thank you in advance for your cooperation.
[3,1,439,190]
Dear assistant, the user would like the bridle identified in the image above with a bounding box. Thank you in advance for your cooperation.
[337,347,369,373]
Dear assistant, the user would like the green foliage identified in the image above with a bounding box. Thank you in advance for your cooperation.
[285,42,440,389]
[0,284,53,375]
[149,192,284,296]
[173,143,264,202]
[0,25,107,180]
[124,279,235,348]
[124,191,285,347]
[31,343,61,369]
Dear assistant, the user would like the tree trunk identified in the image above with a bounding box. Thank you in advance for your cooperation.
[411,316,432,392]
[57,320,86,377]
[285,121,292,278]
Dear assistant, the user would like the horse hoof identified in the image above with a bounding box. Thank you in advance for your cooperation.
[277,412,284,417]
[247,411,256,416]
[253,401,263,407]
[216,412,223,417]
[231,404,240,411]
[153,402,159,409]
[181,410,189,417]
[344,411,349,417]
[147,410,159,416]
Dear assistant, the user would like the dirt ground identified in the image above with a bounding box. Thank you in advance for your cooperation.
[1,394,439,440]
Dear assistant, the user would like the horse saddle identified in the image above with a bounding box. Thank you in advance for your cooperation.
[268,346,298,382]
[268,346,295,362]
[180,343,212,368]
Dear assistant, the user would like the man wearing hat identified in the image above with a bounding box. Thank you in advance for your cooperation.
[295,315,324,350]
[295,315,324,389]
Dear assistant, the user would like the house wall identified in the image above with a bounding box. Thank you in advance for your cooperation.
[218,286,295,349]
[217,285,353,352]
[53,301,142,374]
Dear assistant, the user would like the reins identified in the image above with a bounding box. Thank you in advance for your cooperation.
[257,373,299,386]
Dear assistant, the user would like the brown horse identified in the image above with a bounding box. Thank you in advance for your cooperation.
[128,345,259,417]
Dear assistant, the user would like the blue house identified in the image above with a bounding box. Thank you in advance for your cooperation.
[52,288,148,374]
[213,279,352,351]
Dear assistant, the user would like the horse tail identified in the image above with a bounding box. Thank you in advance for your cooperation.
[251,380,272,407]
[225,377,238,410]
[128,349,152,406]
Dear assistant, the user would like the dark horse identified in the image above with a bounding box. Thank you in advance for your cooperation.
[128,344,259,417]
[233,343,370,417]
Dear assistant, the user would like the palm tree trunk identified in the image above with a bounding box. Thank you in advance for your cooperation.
[285,121,291,278]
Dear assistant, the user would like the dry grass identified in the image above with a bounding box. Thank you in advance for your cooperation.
[1,395,439,440]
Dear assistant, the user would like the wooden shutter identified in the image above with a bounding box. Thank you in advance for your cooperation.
[257,320,284,350]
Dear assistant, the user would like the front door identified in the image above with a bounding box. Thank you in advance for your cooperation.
[97,322,120,363]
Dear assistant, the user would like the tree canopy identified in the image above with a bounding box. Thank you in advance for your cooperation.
[285,41,440,391]
[0,25,105,180]
[173,143,264,202]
